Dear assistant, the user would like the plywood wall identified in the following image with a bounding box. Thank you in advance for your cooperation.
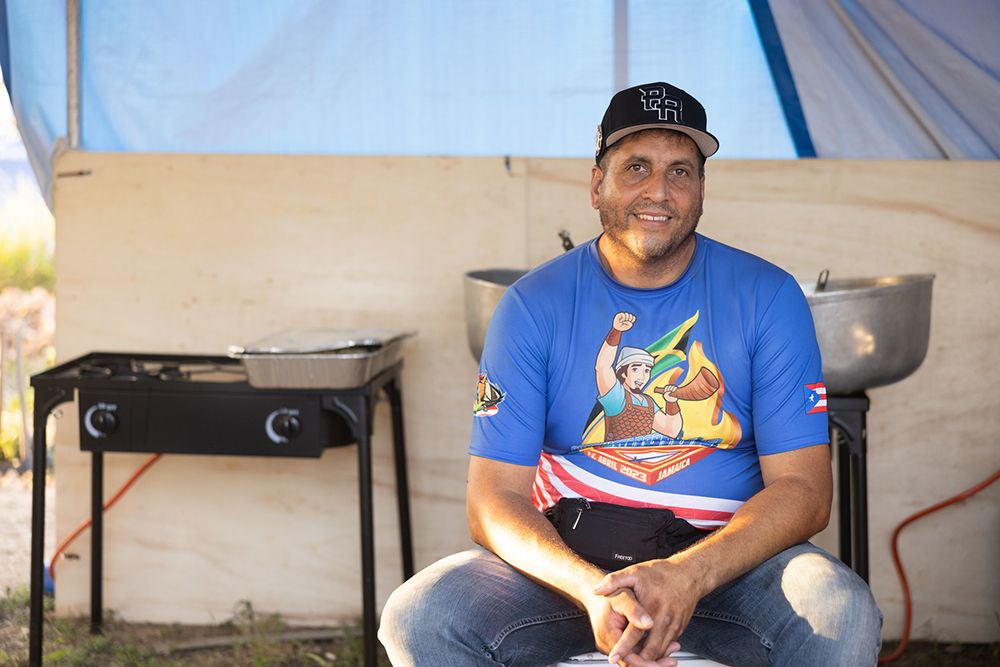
[50,152,1000,641]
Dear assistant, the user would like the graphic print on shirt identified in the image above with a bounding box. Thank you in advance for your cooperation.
[577,311,742,486]
[473,372,505,417]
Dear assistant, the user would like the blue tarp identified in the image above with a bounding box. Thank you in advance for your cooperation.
[5,1,998,209]
[2,1,801,204]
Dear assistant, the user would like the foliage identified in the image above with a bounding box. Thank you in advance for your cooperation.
[0,394,28,461]
[0,164,55,292]
[0,233,54,291]
[0,287,55,463]
[1,125,54,459]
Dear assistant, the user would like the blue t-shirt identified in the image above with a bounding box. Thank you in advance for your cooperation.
[470,234,829,528]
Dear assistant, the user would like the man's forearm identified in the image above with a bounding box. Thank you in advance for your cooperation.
[669,470,830,598]
[468,488,607,605]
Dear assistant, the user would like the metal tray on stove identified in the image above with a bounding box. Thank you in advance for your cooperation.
[228,328,411,389]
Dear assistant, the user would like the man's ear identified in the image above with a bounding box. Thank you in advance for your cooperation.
[590,165,604,210]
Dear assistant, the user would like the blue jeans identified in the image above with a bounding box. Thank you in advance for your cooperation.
[378,543,882,666]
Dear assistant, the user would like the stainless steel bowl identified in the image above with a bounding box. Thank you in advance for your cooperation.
[463,269,526,362]
[800,274,934,395]
[463,268,934,395]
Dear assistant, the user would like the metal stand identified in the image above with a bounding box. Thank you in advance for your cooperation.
[29,367,414,667]
[827,393,870,583]
[28,387,70,667]
[323,370,416,667]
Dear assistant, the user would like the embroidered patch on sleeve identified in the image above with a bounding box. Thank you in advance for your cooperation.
[474,372,505,417]
[804,382,828,414]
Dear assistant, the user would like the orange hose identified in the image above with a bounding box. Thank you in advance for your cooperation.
[877,467,1000,664]
[48,453,164,581]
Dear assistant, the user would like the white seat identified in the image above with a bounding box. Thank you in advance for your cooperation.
[553,650,728,666]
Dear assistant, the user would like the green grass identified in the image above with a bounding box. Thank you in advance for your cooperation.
[0,591,390,666]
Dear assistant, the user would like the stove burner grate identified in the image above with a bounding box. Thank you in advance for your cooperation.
[73,356,248,383]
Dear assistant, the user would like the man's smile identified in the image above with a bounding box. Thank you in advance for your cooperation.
[634,212,672,222]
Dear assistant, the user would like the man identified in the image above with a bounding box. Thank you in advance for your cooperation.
[379,82,881,666]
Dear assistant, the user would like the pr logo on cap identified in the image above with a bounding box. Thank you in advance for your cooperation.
[595,81,719,164]
[640,85,683,123]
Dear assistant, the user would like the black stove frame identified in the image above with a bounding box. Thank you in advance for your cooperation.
[29,352,414,667]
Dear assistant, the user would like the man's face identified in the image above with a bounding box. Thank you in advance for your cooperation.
[624,363,651,392]
[591,129,705,267]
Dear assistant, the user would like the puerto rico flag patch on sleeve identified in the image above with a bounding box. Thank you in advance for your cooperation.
[804,382,828,414]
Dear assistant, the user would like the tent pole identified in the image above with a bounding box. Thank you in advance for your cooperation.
[67,0,80,149]
[613,0,628,93]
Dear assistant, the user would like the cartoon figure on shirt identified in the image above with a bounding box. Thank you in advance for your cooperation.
[473,373,505,416]
[596,312,683,442]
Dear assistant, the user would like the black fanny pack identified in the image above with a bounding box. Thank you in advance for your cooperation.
[544,497,707,571]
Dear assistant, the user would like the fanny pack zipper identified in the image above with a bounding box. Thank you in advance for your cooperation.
[571,499,592,530]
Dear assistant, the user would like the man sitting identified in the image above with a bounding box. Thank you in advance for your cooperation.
[379,81,881,667]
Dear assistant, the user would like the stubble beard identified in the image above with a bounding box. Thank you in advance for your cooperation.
[599,199,703,266]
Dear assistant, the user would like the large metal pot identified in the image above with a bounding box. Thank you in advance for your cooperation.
[463,269,526,362]
[800,274,934,395]
[463,269,935,396]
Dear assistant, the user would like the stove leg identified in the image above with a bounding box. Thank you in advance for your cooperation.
[29,388,69,667]
[91,451,104,634]
[357,421,377,667]
[29,403,50,666]
[385,380,414,580]
[324,390,379,667]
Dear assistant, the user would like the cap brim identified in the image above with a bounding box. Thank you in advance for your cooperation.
[605,124,719,159]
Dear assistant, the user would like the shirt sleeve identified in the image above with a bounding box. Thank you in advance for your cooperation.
[751,275,830,455]
[468,286,549,466]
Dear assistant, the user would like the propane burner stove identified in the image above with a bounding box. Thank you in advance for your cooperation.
[36,352,359,457]
[28,351,414,667]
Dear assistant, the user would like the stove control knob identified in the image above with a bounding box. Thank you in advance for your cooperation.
[84,403,119,438]
[273,414,302,440]
[265,409,302,444]
[92,410,118,435]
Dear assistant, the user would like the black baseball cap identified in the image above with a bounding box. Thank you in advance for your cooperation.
[595,82,720,164]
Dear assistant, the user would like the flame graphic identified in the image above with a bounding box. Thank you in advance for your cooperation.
[672,341,742,448]
[582,413,606,445]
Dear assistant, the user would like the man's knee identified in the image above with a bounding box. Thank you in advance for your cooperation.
[378,571,424,661]
[379,550,499,663]
[379,551,473,659]
[778,548,882,662]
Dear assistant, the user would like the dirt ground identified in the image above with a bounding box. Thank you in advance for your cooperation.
[0,466,53,597]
